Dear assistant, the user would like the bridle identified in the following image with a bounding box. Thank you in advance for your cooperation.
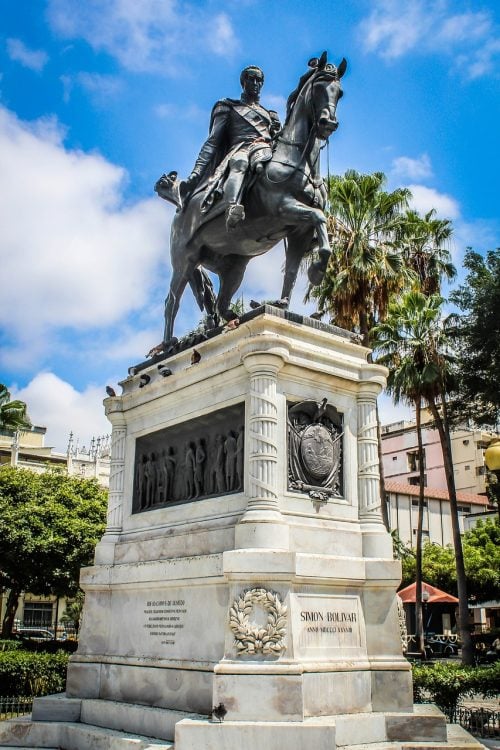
[266,70,340,186]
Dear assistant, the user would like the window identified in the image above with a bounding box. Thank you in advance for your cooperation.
[392,456,397,461]
[407,450,425,472]
[22,602,53,627]
[476,466,486,476]
[408,475,427,487]
[457,504,471,514]
[464,465,471,471]
[412,498,428,507]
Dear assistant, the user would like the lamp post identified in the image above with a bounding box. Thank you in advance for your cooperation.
[484,438,500,524]
[422,588,430,659]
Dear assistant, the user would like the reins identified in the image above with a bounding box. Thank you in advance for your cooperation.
[265,73,335,187]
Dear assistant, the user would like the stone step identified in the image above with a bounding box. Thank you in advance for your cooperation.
[31,695,205,744]
[0,718,174,750]
[342,724,485,750]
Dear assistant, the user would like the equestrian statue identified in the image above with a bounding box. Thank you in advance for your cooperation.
[153,51,346,354]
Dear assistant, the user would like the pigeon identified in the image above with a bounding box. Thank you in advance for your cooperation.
[139,374,151,388]
[211,703,227,723]
[105,386,116,397]
[249,299,261,309]
[157,364,172,377]
[223,318,239,332]
[309,311,324,320]
[191,349,201,365]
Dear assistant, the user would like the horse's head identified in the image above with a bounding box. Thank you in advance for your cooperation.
[308,52,347,140]
[286,52,347,142]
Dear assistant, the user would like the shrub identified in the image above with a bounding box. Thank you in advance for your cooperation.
[0,640,22,652]
[412,661,500,716]
[0,649,69,696]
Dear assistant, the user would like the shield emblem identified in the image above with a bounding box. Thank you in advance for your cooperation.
[300,423,334,481]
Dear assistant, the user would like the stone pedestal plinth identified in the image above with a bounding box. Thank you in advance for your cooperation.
[1,309,477,750]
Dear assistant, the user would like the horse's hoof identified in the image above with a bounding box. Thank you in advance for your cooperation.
[308,259,328,286]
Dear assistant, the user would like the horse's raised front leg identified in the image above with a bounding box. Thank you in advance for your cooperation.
[278,198,331,285]
[280,227,315,305]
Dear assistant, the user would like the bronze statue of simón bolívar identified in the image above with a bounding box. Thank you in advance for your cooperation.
[154,51,346,354]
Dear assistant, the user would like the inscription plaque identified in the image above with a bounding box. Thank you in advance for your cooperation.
[143,598,187,646]
[133,403,244,512]
[290,594,366,659]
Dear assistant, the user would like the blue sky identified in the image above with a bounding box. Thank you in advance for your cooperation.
[1,0,499,451]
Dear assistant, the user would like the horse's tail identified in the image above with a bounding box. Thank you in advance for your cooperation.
[189,267,217,318]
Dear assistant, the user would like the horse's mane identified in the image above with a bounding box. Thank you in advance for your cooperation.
[284,65,339,126]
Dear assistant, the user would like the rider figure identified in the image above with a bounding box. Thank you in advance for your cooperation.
[180,65,281,230]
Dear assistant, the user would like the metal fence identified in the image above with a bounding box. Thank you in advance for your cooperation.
[452,706,500,738]
[0,696,33,721]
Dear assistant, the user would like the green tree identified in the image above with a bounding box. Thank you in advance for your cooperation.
[448,248,500,428]
[402,521,500,605]
[374,292,446,656]
[0,467,107,637]
[462,519,500,603]
[308,170,412,347]
[0,384,31,433]
[397,209,455,296]
[373,291,474,664]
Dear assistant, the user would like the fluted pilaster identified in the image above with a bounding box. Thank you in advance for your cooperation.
[357,388,382,522]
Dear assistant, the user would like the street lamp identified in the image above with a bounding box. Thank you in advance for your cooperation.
[422,589,430,659]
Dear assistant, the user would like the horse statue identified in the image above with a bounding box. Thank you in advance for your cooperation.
[153,52,346,354]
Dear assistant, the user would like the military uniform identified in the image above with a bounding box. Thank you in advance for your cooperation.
[187,97,281,219]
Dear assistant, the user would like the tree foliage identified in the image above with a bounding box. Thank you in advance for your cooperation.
[0,384,31,433]
[307,170,412,346]
[448,248,500,428]
[0,467,107,636]
[401,520,500,603]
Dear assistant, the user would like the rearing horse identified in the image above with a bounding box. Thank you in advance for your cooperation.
[156,53,346,350]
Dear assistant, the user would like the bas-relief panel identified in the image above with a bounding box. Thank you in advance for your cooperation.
[132,403,244,512]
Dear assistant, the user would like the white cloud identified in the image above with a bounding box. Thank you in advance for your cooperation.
[46,0,239,74]
[407,184,460,219]
[359,0,500,78]
[6,38,48,72]
[391,153,433,181]
[12,373,110,453]
[0,105,171,363]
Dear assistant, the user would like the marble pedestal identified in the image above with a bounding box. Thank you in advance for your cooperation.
[0,309,479,750]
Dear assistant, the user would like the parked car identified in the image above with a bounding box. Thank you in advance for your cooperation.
[14,628,55,642]
[425,635,459,658]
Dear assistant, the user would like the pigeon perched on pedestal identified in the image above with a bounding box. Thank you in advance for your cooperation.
[105,386,116,397]
[139,374,151,388]
[211,703,227,723]
[191,349,201,365]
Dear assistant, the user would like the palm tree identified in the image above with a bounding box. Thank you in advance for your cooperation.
[397,209,456,296]
[306,171,414,529]
[373,292,474,664]
[0,384,31,433]
[307,170,413,346]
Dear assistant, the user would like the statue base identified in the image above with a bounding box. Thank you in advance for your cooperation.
[0,309,481,750]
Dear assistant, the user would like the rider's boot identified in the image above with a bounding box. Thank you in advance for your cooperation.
[224,167,246,230]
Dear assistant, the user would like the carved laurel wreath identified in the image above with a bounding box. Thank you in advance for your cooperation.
[229,587,287,655]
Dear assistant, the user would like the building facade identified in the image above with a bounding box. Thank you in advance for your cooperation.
[381,420,496,496]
